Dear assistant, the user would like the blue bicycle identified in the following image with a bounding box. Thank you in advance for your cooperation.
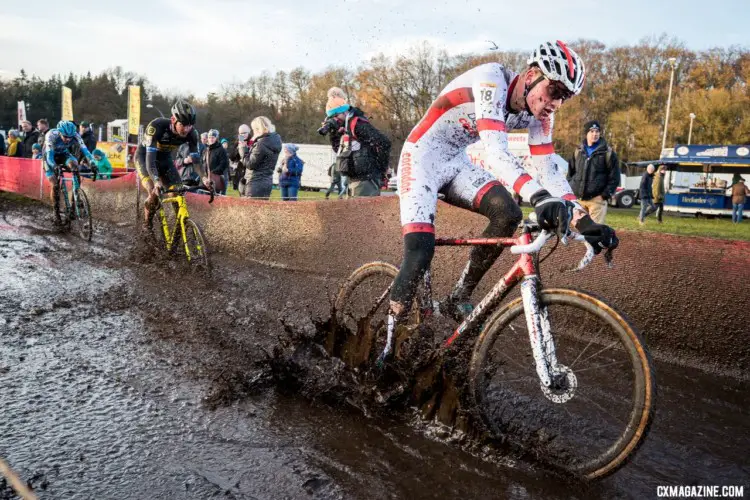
[52,163,97,241]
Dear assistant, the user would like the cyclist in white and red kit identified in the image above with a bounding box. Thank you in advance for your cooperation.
[387,40,619,350]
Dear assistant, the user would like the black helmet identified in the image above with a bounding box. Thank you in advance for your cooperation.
[171,100,197,125]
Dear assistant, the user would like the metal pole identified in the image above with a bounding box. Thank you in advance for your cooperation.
[688,113,695,145]
[660,58,677,154]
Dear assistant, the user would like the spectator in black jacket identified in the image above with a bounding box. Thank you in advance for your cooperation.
[78,121,97,159]
[20,121,40,158]
[240,116,281,199]
[200,129,230,195]
[566,120,620,223]
[639,164,657,225]
[322,87,391,197]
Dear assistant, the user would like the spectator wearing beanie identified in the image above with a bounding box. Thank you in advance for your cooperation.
[277,143,304,201]
[323,86,391,198]
[566,120,620,223]
[31,143,43,160]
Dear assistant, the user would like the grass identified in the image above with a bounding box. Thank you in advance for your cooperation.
[518,206,750,241]
[224,186,329,200]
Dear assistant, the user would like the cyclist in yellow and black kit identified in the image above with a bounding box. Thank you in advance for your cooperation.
[136,100,200,231]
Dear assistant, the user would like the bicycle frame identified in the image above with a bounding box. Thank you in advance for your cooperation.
[425,228,563,388]
[156,194,191,255]
[55,167,82,221]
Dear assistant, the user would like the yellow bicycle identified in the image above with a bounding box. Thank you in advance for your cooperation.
[152,185,213,275]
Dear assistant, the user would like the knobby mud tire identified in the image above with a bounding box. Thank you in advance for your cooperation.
[54,183,70,231]
[469,288,655,481]
[333,262,422,367]
[176,218,211,277]
[73,188,93,241]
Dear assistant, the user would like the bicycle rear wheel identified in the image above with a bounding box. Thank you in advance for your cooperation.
[72,188,93,241]
[176,218,211,276]
[469,288,655,480]
[334,262,422,366]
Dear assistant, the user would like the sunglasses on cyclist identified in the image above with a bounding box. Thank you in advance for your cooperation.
[546,79,574,102]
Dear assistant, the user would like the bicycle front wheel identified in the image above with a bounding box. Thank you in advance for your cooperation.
[177,218,211,276]
[469,288,655,480]
[72,188,93,241]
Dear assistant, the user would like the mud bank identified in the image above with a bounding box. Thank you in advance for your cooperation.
[73,175,750,379]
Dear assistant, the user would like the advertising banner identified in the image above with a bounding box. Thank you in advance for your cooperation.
[97,141,128,171]
[17,101,26,127]
[128,86,141,136]
[62,86,74,121]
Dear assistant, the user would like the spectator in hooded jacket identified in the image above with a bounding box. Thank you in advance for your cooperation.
[31,143,42,160]
[566,120,620,223]
[277,143,304,201]
[240,116,281,199]
[20,120,40,158]
[6,130,23,157]
[91,149,113,179]
[201,129,230,195]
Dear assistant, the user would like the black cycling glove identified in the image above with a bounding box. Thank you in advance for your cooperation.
[576,215,619,255]
[530,190,571,233]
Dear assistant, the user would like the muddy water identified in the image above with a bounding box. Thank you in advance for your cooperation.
[1,197,748,499]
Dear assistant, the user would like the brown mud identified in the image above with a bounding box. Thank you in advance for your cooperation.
[1,194,748,499]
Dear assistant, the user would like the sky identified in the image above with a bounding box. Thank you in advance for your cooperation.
[2,0,749,98]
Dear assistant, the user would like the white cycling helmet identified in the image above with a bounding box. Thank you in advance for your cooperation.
[528,40,585,96]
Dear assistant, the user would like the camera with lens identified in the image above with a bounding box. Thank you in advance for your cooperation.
[317,118,339,136]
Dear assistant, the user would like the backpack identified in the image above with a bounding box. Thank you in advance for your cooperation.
[336,113,368,178]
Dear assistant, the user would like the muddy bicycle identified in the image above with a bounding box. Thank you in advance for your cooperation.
[52,163,97,241]
[149,185,213,275]
[335,220,655,480]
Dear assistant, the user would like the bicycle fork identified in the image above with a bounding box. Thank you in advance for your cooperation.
[520,276,562,389]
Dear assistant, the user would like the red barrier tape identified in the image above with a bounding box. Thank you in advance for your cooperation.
[0,157,44,200]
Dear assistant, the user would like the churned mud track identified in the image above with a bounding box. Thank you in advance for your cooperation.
[1,195,748,499]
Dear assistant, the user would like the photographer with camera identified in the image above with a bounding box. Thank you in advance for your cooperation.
[318,87,391,197]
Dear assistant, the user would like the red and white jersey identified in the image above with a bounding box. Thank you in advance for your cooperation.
[404,62,577,204]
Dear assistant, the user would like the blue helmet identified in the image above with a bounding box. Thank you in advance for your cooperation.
[57,120,77,138]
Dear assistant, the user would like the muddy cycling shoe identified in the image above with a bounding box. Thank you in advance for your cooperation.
[438,297,474,322]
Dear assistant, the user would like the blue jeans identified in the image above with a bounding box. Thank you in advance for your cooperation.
[340,175,349,197]
[281,185,299,201]
[732,203,744,223]
[640,197,656,221]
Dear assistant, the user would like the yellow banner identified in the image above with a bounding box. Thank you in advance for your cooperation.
[61,86,73,121]
[97,141,127,170]
[128,86,141,136]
